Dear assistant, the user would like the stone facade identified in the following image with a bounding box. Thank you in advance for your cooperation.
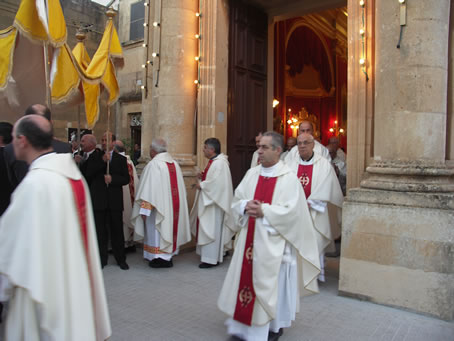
[107,0,454,320]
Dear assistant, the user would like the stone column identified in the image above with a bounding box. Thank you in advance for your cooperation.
[339,0,454,320]
[141,0,198,203]
[196,0,229,169]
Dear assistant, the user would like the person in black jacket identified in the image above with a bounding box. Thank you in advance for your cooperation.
[3,104,71,191]
[79,132,130,270]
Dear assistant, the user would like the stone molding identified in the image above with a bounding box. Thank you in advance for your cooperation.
[360,161,454,193]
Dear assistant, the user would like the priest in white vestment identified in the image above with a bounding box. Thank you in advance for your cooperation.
[287,133,344,282]
[190,138,235,268]
[218,131,320,341]
[131,138,191,268]
[114,140,139,250]
[279,136,296,161]
[327,137,347,195]
[250,132,262,168]
[0,115,111,341]
[284,121,331,164]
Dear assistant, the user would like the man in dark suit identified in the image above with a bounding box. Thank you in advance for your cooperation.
[3,104,71,190]
[79,132,130,270]
[0,122,13,218]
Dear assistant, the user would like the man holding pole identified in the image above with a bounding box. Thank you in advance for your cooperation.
[82,132,130,270]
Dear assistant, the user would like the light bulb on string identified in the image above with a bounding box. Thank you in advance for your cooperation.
[194,56,200,61]
[152,52,159,57]
[359,58,365,65]
[153,22,160,27]
[195,34,200,39]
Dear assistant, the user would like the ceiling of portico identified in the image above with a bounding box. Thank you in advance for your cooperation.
[244,0,347,20]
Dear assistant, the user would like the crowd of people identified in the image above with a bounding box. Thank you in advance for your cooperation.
[0,104,346,341]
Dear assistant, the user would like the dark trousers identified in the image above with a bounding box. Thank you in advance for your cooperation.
[94,209,126,265]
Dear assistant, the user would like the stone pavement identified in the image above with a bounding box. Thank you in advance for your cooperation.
[103,250,454,341]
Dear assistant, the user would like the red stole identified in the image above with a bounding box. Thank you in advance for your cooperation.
[233,175,278,326]
[297,164,313,199]
[69,179,96,322]
[127,162,135,205]
[196,159,214,241]
[166,162,180,253]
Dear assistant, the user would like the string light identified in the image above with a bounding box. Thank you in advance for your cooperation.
[398,0,405,3]
[144,2,148,6]
[195,2,202,88]
[152,52,159,57]
[359,1,369,80]
[142,43,147,47]
[143,23,148,27]
[152,22,160,27]
[141,85,146,90]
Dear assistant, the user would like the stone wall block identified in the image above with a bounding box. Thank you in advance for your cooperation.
[374,110,446,161]
[340,198,454,320]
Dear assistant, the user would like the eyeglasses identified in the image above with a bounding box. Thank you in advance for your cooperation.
[297,141,314,146]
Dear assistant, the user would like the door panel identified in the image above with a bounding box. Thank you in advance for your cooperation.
[228,0,268,188]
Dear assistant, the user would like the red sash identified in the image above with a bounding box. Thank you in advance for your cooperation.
[297,164,313,199]
[233,175,278,326]
[166,162,180,253]
[196,159,214,241]
[127,162,135,205]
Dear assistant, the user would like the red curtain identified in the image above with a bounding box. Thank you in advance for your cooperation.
[286,26,332,93]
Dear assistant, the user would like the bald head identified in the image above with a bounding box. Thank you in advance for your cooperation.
[25,104,52,121]
[113,140,125,153]
[13,115,53,163]
[298,121,314,135]
[80,134,97,153]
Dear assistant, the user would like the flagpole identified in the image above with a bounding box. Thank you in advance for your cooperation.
[43,42,52,110]
[75,29,87,152]
[105,7,116,177]
[107,105,111,176]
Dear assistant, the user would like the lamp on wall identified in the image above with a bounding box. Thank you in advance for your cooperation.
[329,120,345,136]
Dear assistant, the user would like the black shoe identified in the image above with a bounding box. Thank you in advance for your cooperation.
[268,328,283,341]
[119,262,129,270]
[124,245,136,254]
[149,258,173,268]
[199,262,218,269]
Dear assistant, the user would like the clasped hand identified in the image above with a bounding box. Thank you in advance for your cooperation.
[245,200,264,218]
